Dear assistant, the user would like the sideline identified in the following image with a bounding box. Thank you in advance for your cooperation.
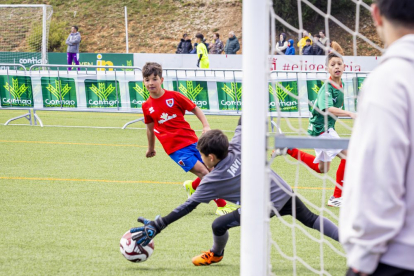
[0,176,334,190]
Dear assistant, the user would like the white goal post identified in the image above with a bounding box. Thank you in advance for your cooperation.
[0,4,53,65]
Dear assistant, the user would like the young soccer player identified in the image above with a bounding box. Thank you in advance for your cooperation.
[141,62,235,216]
[130,117,339,266]
[195,33,209,69]
[276,53,356,208]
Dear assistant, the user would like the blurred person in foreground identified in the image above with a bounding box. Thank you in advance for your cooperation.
[340,0,414,275]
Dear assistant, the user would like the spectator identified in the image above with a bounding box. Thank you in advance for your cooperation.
[190,42,198,54]
[297,30,312,55]
[195,33,209,69]
[329,41,344,56]
[203,38,210,52]
[312,34,324,55]
[319,30,328,47]
[285,39,295,55]
[224,31,240,55]
[275,33,288,54]
[340,0,414,275]
[302,39,313,55]
[66,25,81,71]
[176,34,193,54]
[208,33,224,54]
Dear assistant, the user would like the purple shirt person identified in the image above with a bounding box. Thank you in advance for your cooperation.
[65,26,81,71]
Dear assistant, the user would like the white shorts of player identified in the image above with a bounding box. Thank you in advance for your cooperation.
[313,128,342,163]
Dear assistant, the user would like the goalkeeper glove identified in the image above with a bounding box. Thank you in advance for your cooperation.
[130,215,166,246]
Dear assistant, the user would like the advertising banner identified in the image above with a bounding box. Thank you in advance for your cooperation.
[41,77,77,108]
[306,80,325,111]
[84,79,121,108]
[0,75,33,107]
[216,82,242,111]
[268,81,299,112]
[171,80,210,110]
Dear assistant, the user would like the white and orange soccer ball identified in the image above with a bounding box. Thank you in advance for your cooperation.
[120,230,155,262]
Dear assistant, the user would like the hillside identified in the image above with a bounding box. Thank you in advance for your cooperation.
[5,0,382,56]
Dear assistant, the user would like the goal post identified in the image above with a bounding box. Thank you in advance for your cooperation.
[240,0,270,275]
[0,4,53,66]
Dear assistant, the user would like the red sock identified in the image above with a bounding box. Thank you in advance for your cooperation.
[287,148,321,173]
[334,159,346,198]
[192,178,201,190]
[214,198,227,207]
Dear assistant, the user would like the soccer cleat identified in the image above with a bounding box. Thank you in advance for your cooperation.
[183,180,196,198]
[271,148,288,158]
[327,196,342,207]
[215,203,239,216]
[192,250,223,266]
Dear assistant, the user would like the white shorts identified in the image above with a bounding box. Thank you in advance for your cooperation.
[313,128,342,163]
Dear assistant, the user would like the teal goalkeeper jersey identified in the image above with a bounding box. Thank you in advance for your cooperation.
[308,80,344,136]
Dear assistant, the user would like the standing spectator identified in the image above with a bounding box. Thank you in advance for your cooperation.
[208,33,224,54]
[224,31,240,55]
[190,42,198,54]
[297,30,312,55]
[285,39,295,55]
[66,26,81,71]
[340,0,414,275]
[319,30,328,47]
[176,34,193,54]
[312,34,324,55]
[329,41,344,56]
[275,33,288,54]
[302,39,313,55]
[195,33,209,69]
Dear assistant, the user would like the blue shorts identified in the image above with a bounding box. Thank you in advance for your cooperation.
[169,143,203,172]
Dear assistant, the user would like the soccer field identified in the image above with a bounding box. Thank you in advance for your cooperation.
[0,110,352,275]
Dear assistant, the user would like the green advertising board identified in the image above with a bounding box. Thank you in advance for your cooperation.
[216,82,242,111]
[269,81,298,112]
[85,79,121,108]
[306,80,324,111]
[129,81,149,108]
[353,77,365,111]
[48,53,134,71]
[171,80,209,110]
[41,77,77,108]
[0,75,33,107]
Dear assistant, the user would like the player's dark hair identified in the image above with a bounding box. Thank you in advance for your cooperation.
[197,130,229,160]
[142,62,163,78]
[375,0,414,27]
[72,25,78,31]
[326,52,343,65]
[195,33,204,40]
[306,39,311,43]
[215,33,220,39]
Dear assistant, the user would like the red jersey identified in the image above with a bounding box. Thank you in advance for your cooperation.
[142,90,198,155]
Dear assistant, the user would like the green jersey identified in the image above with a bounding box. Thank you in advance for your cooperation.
[308,80,344,136]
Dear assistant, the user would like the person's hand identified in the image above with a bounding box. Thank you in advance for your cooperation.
[349,112,357,119]
[146,148,156,158]
[196,62,200,68]
[202,125,211,134]
[130,216,165,246]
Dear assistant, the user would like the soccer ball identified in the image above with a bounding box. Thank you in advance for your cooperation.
[120,230,155,262]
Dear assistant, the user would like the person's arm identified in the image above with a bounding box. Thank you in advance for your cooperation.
[176,41,182,53]
[234,40,240,53]
[191,106,210,134]
[72,34,81,45]
[340,68,410,274]
[327,107,356,119]
[65,35,72,46]
[219,41,224,54]
[279,41,288,51]
[146,122,156,158]
[228,117,242,152]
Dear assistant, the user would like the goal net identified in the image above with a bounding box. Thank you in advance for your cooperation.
[0,5,53,67]
[241,0,383,275]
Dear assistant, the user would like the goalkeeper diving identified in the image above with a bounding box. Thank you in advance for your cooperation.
[130,117,339,266]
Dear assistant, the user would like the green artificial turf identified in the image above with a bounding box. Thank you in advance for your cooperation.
[0,110,351,275]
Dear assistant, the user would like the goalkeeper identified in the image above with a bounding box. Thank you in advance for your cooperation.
[130,117,339,266]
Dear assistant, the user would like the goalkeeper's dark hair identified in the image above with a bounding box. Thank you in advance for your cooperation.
[197,130,229,160]
[376,0,414,27]
[142,62,163,78]
[326,52,343,65]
